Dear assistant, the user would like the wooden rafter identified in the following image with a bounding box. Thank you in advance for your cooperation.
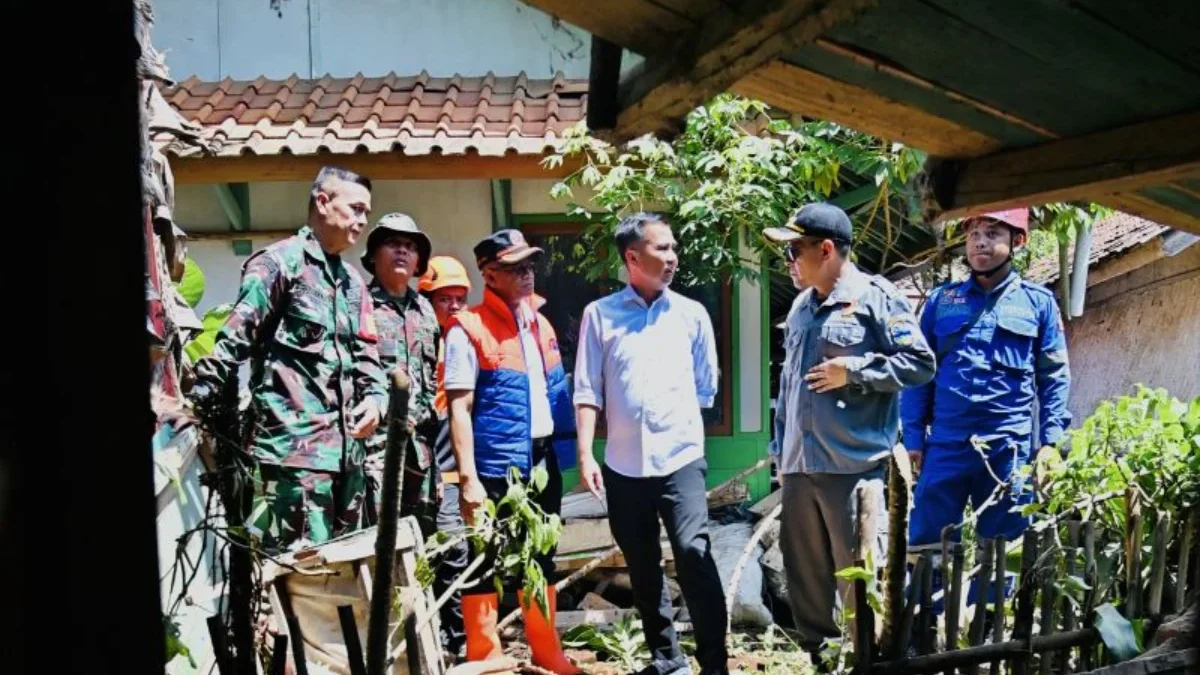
[732,60,1003,158]
[170,152,579,185]
[932,110,1200,232]
[515,0,691,56]
[612,0,883,140]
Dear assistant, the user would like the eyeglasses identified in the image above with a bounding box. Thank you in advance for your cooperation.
[496,262,537,277]
[783,241,806,263]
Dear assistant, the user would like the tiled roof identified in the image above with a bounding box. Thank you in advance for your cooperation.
[155,71,588,159]
[1026,212,1168,284]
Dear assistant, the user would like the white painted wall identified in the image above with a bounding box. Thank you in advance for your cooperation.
[151,0,643,81]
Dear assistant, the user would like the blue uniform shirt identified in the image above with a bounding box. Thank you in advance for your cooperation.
[900,270,1071,453]
[771,264,936,475]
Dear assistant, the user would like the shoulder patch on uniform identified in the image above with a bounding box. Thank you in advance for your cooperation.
[887,313,916,346]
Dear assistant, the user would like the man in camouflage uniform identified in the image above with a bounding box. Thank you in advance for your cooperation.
[190,166,387,554]
[360,213,441,535]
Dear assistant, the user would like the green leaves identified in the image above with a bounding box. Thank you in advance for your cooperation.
[163,615,196,668]
[543,94,925,286]
[563,613,650,671]
[183,303,233,363]
[175,257,206,308]
[1094,603,1143,662]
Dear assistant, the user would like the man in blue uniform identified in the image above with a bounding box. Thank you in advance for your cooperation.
[901,208,1071,594]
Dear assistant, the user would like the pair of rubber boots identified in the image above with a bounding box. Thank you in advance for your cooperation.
[461,586,581,674]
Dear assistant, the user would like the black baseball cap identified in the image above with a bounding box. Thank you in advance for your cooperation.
[763,203,853,245]
[473,228,544,270]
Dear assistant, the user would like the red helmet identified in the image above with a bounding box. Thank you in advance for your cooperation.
[969,208,1029,235]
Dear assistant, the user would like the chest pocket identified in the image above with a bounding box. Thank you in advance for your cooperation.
[820,319,867,358]
[277,286,330,354]
[993,311,1038,372]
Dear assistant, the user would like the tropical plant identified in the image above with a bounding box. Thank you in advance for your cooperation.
[543,94,924,286]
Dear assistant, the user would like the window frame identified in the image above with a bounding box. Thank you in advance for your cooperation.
[520,220,734,437]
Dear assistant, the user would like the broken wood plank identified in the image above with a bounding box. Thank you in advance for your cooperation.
[749,488,783,517]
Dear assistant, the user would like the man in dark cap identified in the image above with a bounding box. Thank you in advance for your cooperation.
[442,229,580,674]
[764,203,935,661]
[360,213,441,534]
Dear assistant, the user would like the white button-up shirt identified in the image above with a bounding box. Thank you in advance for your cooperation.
[574,286,719,478]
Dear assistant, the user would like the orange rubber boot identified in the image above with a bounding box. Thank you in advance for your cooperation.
[462,592,504,662]
[518,586,582,675]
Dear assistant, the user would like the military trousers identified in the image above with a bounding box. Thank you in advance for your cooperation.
[249,462,367,554]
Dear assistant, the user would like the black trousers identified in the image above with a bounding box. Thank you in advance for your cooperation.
[604,458,729,674]
[466,439,563,595]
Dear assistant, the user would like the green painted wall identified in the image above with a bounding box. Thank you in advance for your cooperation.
[513,214,773,501]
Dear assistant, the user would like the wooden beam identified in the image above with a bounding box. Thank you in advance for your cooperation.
[935,109,1200,222]
[732,60,1002,158]
[171,152,578,185]
[587,35,623,132]
[614,0,883,140]
[1101,192,1200,235]
[515,0,692,56]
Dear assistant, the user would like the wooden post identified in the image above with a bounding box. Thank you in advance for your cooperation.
[1082,522,1097,671]
[969,539,996,675]
[1058,522,1081,674]
[990,535,1007,675]
[1126,509,1143,621]
[919,555,936,655]
[1183,508,1200,608]
[883,454,911,658]
[1148,514,1170,616]
[207,614,232,675]
[1037,530,1057,675]
[946,542,966,668]
[1010,530,1039,675]
[900,554,928,659]
[367,371,412,675]
[854,558,875,674]
[270,634,289,675]
[338,605,368,675]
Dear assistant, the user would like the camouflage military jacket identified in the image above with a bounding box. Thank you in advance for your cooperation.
[365,281,439,468]
[195,226,388,472]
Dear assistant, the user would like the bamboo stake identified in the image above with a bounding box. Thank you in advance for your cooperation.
[899,554,927,659]
[946,543,965,672]
[1148,514,1170,616]
[969,538,996,675]
[920,556,936,655]
[854,558,875,674]
[338,606,368,675]
[990,536,1006,675]
[367,370,412,675]
[1057,522,1081,674]
[1036,530,1056,675]
[1181,508,1198,609]
[1010,530,1038,675]
[883,454,911,658]
[869,628,1099,675]
[1126,509,1143,621]
[1081,522,1097,671]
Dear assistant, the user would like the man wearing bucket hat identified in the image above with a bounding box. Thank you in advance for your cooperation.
[442,229,580,674]
[764,203,935,658]
[360,213,441,534]
[900,209,1070,608]
[417,255,473,659]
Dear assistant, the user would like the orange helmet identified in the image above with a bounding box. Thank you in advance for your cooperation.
[419,255,472,294]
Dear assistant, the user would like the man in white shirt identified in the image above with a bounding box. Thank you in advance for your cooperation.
[575,213,728,675]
